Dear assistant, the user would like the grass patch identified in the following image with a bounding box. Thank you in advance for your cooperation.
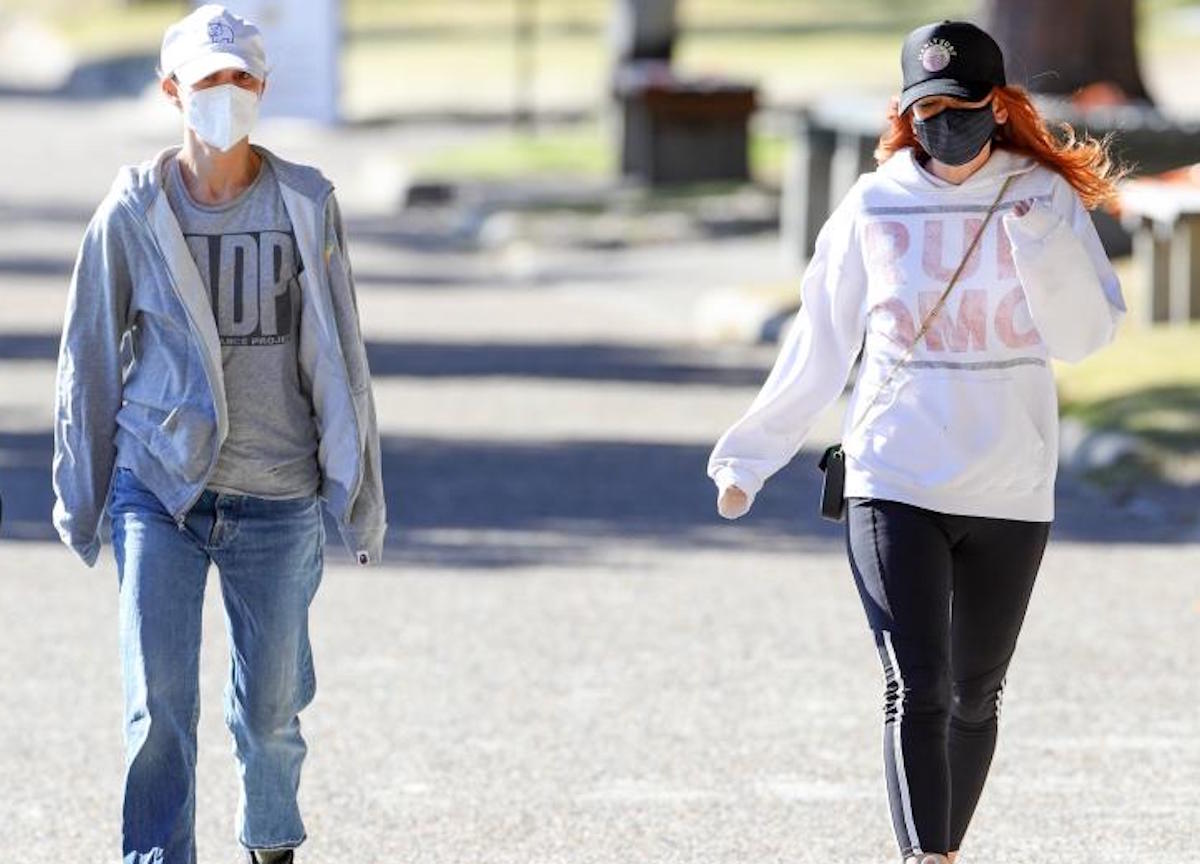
[14,0,180,59]
[1056,322,1200,463]
[412,123,787,184]
[751,129,789,184]
[414,126,612,179]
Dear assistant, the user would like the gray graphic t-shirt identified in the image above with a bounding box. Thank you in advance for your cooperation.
[165,156,320,498]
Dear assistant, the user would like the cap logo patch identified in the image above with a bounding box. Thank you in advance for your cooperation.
[207,21,235,45]
[920,38,956,73]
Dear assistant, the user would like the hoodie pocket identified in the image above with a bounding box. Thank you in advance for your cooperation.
[151,405,216,483]
[853,376,1049,495]
[117,401,215,484]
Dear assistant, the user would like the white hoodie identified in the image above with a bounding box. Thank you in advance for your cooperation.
[708,147,1124,522]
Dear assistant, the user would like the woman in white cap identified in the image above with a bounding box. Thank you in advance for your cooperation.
[53,5,385,864]
[708,19,1124,864]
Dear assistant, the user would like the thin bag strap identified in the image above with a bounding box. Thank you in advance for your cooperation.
[845,174,1015,440]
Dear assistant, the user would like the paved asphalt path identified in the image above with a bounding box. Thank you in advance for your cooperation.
[0,97,1197,864]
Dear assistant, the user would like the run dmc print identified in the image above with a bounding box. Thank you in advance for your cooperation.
[862,202,1047,361]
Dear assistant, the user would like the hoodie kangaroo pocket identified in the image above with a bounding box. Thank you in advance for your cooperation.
[855,377,1048,494]
[149,405,215,483]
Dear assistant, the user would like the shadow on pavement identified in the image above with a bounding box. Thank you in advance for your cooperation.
[349,262,638,290]
[0,256,73,278]
[0,428,841,567]
[0,334,60,361]
[377,434,845,568]
[0,199,94,226]
[0,431,56,545]
[0,335,771,389]
[2,428,1195,571]
[363,341,771,387]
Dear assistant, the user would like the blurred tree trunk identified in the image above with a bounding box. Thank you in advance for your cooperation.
[610,0,678,66]
[980,0,1152,103]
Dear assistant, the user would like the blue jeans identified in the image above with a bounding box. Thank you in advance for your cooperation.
[109,467,324,864]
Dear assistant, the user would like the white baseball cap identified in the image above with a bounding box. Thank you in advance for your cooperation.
[159,4,268,85]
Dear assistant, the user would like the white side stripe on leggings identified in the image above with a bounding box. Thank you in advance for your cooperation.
[882,630,922,854]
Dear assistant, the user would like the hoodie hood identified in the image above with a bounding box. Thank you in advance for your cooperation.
[106,144,334,219]
[876,146,1037,195]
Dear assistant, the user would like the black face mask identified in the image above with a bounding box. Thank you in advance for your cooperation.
[911,103,997,166]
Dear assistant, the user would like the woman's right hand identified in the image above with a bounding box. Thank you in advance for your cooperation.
[717,485,750,520]
[1011,197,1037,218]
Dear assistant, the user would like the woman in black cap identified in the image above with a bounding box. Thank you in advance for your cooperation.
[708,20,1124,864]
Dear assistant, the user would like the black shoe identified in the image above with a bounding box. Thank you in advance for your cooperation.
[248,851,294,864]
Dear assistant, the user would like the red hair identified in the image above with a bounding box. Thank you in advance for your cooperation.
[874,85,1126,210]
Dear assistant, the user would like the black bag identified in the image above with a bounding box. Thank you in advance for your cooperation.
[818,444,846,523]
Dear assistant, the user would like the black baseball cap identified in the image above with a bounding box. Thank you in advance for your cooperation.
[899,20,1006,115]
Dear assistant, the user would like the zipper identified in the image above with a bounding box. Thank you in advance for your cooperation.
[129,197,225,527]
[312,189,366,526]
[140,176,366,534]
[174,483,206,529]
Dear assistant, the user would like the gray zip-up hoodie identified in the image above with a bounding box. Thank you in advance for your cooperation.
[53,145,386,567]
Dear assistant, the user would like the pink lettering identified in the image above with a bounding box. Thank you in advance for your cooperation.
[918,289,988,352]
[873,298,917,348]
[922,218,983,281]
[863,221,910,286]
[996,224,1016,280]
[995,284,1042,348]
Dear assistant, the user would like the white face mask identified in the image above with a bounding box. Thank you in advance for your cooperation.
[181,83,260,152]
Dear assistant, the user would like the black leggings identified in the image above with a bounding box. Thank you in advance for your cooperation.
[846,498,1050,858]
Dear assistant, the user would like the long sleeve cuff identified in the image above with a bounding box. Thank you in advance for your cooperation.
[711,466,761,518]
[1003,205,1059,245]
[342,522,385,566]
[71,536,101,567]
[1003,204,1115,363]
